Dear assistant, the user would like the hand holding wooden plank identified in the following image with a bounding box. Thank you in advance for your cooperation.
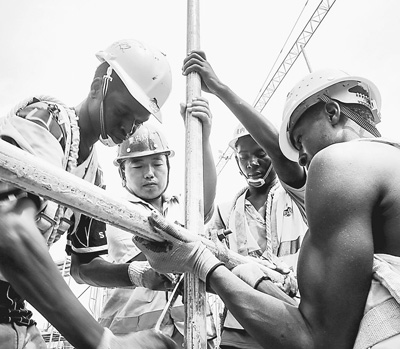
[0,139,295,290]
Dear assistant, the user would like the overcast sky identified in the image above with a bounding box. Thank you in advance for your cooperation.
[1,0,399,214]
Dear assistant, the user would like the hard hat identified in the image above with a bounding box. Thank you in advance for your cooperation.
[96,39,172,123]
[279,69,382,161]
[228,123,251,150]
[113,123,174,166]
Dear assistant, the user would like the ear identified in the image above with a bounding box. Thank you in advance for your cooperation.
[324,101,341,125]
[90,77,103,99]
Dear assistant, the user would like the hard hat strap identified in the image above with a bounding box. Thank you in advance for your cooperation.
[99,67,113,140]
[319,94,381,137]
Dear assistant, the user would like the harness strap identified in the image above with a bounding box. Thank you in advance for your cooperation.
[354,298,400,349]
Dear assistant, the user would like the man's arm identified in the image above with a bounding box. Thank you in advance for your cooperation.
[69,218,172,290]
[135,142,379,349]
[182,51,305,189]
[0,198,104,348]
[207,144,376,348]
[71,253,132,287]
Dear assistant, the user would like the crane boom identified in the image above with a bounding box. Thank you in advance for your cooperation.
[216,0,337,176]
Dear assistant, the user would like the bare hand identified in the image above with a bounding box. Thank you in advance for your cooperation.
[180,97,213,140]
[182,50,222,95]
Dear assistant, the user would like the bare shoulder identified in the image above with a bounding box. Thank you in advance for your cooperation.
[310,140,400,179]
[307,140,400,211]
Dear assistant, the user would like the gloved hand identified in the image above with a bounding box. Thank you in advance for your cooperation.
[97,327,178,349]
[128,261,174,291]
[133,211,224,282]
[232,262,269,289]
[247,255,298,297]
[232,263,298,305]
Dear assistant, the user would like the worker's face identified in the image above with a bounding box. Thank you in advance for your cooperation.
[290,104,336,168]
[103,84,151,145]
[235,136,273,182]
[124,154,168,200]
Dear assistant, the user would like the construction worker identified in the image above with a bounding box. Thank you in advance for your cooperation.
[73,98,217,348]
[0,39,177,349]
[181,50,308,349]
[133,68,400,348]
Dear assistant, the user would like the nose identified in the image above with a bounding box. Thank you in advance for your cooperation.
[246,156,259,169]
[123,121,143,140]
[144,165,155,179]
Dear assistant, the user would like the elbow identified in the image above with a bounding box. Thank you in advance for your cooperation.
[70,261,85,284]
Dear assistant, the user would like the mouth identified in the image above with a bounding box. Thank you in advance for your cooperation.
[247,171,262,179]
[143,182,157,187]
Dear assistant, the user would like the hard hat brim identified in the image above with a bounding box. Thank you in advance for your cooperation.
[113,149,174,166]
[109,60,164,123]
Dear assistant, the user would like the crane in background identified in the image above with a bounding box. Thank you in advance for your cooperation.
[215,0,337,176]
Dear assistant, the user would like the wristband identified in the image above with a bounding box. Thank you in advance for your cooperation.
[205,262,225,285]
[128,261,149,287]
[254,276,270,290]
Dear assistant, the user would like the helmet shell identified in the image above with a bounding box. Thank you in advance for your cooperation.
[96,39,172,123]
[114,124,174,166]
[228,123,251,150]
[279,69,382,161]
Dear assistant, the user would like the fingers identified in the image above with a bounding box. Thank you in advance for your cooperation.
[179,103,186,121]
[186,97,212,124]
[182,51,207,75]
[133,235,172,254]
[148,211,182,240]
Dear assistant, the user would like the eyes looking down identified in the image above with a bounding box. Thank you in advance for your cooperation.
[124,154,169,200]
[103,86,151,144]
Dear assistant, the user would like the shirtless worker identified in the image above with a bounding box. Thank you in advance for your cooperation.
[134,68,400,348]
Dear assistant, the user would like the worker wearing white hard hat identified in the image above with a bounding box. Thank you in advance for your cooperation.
[133,66,400,348]
[177,50,308,349]
[0,38,177,349]
[95,39,172,146]
[279,68,381,164]
[76,97,218,348]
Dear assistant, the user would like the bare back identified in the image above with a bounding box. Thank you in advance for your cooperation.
[297,139,400,348]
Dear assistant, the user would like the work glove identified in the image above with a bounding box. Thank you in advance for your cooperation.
[128,261,174,291]
[133,211,224,282]
[255,255,298,297]
[97,327,178,349]
[232,262,270,289]
[232,263,299,305]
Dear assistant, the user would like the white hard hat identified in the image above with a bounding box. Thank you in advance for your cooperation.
[114,123,174,166]
[96,39,172,123]
[279,69,382,161]
[228,123,251,150]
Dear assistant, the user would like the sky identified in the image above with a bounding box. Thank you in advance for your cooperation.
[1,1,399,238]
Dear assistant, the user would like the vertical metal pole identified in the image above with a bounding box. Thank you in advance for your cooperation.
[185,0,207,348]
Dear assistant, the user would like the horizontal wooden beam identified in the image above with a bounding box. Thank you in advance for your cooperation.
[0,139,287,284]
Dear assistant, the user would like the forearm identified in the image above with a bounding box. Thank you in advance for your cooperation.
[71,254,132,287]
[209,265,313,349]
[213,83,281,153]
[212,83,305,187]
[0,216,103,348]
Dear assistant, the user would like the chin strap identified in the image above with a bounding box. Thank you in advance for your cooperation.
[99,67,114,145]
[247,163,273,188]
